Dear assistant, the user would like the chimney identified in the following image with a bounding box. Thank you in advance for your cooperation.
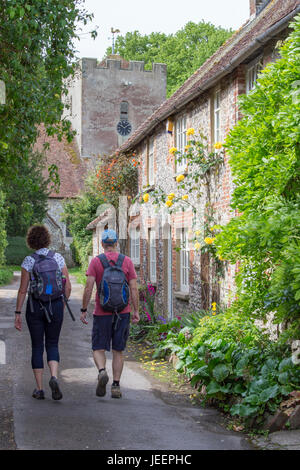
[250,0,271,17]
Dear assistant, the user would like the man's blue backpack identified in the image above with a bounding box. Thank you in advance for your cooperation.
[97,254,129,313]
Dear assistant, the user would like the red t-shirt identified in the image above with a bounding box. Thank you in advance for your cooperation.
[86,252,137,316]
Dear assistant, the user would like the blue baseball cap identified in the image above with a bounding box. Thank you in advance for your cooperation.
[101,229,118,245]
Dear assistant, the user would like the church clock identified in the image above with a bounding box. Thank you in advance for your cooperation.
[117,119,132,136]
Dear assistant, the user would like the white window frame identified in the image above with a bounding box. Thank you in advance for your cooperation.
[180,228,189,293]
[214,89,221,144]
[149,229,157,283]
[130,226,140,265]
[175,115,187,173]
[148,138,155,186]
[246,57,262,94]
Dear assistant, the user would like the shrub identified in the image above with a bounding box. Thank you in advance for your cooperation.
[154,310,300,426]
[216,16,300,340]
[5,236,32,265]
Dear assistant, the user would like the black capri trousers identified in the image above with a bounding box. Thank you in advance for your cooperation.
[25,297,64,369]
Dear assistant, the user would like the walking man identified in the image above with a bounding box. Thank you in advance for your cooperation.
[80,229,140,398]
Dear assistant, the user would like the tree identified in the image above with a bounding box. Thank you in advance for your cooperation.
[105,22,233,97]
[62,180,105,269]
[0,1,96,260]
[63,153,139,267]
[216,15,300,341]
[5,151,50,236]
[0,0,96,177]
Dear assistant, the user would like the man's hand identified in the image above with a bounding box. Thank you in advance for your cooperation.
[15,314,22,331]
[80,311,88,325]
[131,310,140,324]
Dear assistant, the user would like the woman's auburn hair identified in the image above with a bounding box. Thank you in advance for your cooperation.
[26,225,51,251]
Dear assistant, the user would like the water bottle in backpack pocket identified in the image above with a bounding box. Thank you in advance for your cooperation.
[97,254,129,313]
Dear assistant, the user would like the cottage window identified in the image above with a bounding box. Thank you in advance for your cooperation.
[147,138,155,186]
[130,227,140,265]
[175,116,187,173]
[246,58,262,93]
[213,89,221,144]
[149,229,157,283]
[180,228,189,292]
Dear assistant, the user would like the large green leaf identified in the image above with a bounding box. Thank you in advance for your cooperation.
[230,404,259,418]
[212,364,230,382]
[259,385,280,403]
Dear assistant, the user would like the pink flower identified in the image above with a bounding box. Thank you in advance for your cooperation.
[145,311,152,321]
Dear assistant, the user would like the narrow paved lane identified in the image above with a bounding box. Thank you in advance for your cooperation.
[0,273,254,450]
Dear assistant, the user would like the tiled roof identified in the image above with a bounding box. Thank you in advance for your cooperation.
[118,0,300,152]
[86,210,109,230]
[35,126,87,198]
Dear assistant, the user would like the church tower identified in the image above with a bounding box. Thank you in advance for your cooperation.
[64,55,167,160]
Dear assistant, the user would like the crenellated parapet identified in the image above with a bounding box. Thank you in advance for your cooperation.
[81,57,167,75]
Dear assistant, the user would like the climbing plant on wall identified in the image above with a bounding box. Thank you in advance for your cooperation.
[216,15,300,341]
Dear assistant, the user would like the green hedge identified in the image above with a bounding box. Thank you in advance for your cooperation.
[5,236,32,265]
[0,266,15,286]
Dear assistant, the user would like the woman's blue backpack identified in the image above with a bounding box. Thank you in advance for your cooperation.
[29,251,63,302]
[98,254,129,313]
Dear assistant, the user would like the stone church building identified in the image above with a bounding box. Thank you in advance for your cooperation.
[38,55,167,264]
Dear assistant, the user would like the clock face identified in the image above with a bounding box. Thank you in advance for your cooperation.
[117,120,132,136]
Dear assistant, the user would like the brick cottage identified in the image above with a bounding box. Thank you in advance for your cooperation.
[93,0,299,319]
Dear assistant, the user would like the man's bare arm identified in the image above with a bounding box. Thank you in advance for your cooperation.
[129,278,140,323]
[80,275,95,324]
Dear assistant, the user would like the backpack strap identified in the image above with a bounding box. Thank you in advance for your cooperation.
[98,254,110,269]
[115,254,125,268]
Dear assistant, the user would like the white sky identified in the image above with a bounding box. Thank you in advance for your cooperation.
[74,0,250,60]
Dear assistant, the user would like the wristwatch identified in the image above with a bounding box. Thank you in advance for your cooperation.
[80,308,87,313]
[15,311,21,314]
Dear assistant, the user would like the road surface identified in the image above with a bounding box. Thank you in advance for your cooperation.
[0,272,254,451]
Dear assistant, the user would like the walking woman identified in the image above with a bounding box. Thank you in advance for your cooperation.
[14,225,71,400]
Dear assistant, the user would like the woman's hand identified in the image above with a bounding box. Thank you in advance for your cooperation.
[15,314,22,331]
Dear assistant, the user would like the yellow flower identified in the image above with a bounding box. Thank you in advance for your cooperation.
[176,174,185,183]
[204,237,215,245]
[184,144,192,152]
[143,193,149,203]
[167,192,175,200]
[194,242,201,250]
[214,142,223,150]
[211,302,217,311]
[166,200,173,207]
[169,147,177,154]
[182,195,188,200]
[195,230,201,237]
[212,311,217,316]
[186,128,195,136]
[218,255,225,261]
